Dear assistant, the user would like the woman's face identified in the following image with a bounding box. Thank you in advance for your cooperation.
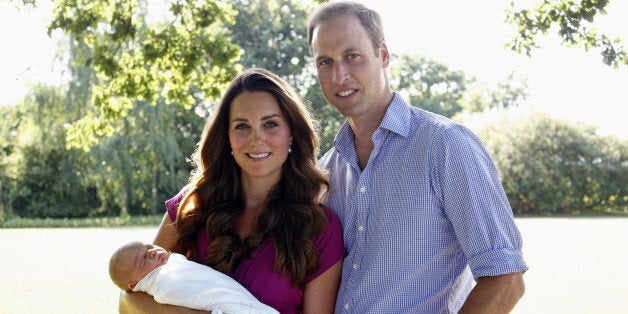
[229,91,293,185]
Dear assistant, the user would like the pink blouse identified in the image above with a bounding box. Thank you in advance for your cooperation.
[165,187,346,314]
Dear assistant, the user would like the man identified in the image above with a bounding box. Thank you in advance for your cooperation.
[307,1,528,313]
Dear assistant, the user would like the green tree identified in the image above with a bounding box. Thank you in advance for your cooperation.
[87,99,199,217]
[458,72,528,116]
[229,0,310,84]
[506,0,627,68]
[390,54,467,118]
[2,84,101,218]
[0,103,25,220]
[48,0,242,148]
[478,112,627,214]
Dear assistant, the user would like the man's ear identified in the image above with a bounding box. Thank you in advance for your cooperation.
[380,42,390,68]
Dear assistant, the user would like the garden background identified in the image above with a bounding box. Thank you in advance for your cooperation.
[1,0,626,313]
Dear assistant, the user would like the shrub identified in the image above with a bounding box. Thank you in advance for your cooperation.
[475,111,627,215]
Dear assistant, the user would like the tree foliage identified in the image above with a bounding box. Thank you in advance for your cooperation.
[390,54,527,119]
[390,54,467,118]
[506,0,627,68]
[48,0,242,148]
[3,0,624,220]
[478,112,627,214]
[1,84,101,218]
[458,72,528,116]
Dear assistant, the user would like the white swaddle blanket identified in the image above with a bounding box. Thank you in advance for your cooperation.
[133,253,278,314]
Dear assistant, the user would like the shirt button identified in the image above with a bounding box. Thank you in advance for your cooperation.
[358,225,365,232]
[344,303,350,310]
[352,263,360,270]
[359,187,366,193]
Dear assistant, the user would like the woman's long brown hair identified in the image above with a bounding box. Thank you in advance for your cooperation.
[173,68,329,288]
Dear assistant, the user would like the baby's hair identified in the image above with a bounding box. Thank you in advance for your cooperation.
[108,241,142,292]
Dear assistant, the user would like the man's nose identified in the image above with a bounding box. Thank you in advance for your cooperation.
[332,63,349,84]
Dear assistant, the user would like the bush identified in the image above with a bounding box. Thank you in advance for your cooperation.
[475,111,627,215]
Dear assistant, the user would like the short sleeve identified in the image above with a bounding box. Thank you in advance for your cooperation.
[307,205,346,283]
[164,185,190,223]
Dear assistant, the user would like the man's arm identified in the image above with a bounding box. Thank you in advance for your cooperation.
[119,290,208,314]
[459,272,525,314]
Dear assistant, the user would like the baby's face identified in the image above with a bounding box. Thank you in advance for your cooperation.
[122,242,171,282]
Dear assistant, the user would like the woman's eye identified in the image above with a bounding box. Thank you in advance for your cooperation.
[234,123,249,130]
[265,121,278,128]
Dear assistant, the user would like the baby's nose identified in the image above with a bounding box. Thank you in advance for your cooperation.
[146,250,156,258]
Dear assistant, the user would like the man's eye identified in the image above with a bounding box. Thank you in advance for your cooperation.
[317,59,331,67]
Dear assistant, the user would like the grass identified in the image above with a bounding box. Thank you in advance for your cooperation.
[0,215,163,228]
[1,218,627,313]
[2,209,626,229]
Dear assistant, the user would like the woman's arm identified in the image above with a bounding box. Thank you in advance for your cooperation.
[119,290,207,314]
[302,259,343,314]
[153,212,177,250]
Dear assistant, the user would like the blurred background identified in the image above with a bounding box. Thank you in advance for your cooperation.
[1,0,625,220]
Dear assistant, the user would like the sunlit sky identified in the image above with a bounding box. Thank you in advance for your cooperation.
[1,0,627,138]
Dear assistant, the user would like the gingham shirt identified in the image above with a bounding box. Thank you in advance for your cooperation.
[320,93,528,313]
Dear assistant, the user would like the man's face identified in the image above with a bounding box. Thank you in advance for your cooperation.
[311,14,390,119]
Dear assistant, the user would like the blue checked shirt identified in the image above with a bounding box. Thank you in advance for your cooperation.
[320,93,528,313]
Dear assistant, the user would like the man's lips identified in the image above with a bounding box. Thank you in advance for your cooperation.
[337,89,357,97]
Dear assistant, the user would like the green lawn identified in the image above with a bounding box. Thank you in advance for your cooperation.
[0,218,626,313]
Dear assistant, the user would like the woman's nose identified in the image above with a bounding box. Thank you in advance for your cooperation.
[249,129,264,146]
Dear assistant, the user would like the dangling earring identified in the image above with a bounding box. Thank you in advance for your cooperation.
[230,150,233,155]
[288,143,292,153]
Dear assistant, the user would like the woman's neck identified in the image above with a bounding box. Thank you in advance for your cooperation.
[236,175,279,239]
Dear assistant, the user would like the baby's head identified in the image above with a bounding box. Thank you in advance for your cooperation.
[109,241,171,291]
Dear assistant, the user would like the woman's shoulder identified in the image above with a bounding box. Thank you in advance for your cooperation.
[164,185,191,221]
[319,204,341,226]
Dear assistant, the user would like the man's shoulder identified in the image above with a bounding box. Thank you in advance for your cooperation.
[318,147,336,169]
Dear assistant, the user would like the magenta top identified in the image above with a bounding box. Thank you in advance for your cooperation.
[165,187,346,314]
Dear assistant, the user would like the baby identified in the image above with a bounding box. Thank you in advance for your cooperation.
[109,241,278,314]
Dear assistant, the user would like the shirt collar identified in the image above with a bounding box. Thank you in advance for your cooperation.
[379,92,411,138]
[334,92,412,149]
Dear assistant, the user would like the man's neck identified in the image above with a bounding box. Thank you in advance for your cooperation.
[348,90,394,170]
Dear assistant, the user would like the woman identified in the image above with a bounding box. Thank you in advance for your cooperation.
[119,68,345,314]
